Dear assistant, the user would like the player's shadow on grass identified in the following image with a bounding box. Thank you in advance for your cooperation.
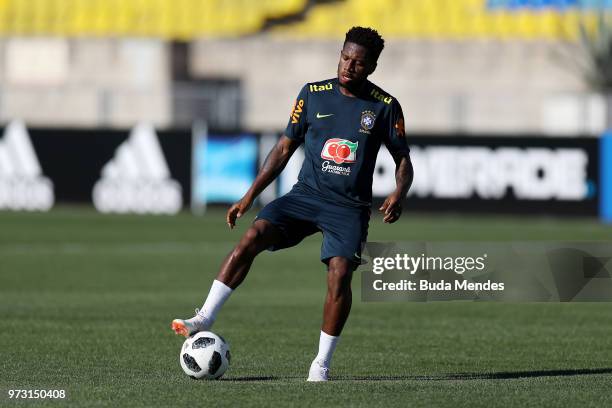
[341,367,612,381]
[221,368,612,382]
[221,376,286,382]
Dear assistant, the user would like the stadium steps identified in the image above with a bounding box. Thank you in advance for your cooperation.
[0,0,308,38]
[268,0,601,40]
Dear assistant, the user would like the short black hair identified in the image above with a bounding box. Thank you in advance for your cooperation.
[344,26,385,62]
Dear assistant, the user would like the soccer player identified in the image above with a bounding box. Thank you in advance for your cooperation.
[172,26,413,381]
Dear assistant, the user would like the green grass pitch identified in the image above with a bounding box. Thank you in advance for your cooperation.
[1,207,612,407]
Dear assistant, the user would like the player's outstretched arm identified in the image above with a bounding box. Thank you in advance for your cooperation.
[226,135,301,229]
[379,153,413,224]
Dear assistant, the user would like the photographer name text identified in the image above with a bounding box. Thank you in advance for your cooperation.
[373,279,504,291]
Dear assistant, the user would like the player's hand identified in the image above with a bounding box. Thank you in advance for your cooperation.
[226,197,253,229]
[379,192,403,224]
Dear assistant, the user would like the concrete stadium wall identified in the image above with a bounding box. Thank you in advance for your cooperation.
[0,38,171,128]
[0,35,605,135]
[190,37,604,135]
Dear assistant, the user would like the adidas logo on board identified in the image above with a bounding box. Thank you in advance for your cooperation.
[92,123,183,215]
[0,120,54,211]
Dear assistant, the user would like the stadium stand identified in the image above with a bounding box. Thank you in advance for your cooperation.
[0,0,308,38]
[0,0,606,133]
[270,0,605,40]
[0,0,607,39]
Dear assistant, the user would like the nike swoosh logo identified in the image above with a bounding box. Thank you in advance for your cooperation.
[354,252,361,260]
[316,113,334,119]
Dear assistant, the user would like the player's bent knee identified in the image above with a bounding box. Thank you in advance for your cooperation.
[328,266,352,281]
[242,227,261,245]
[232,232,259,260]
[327,259,354,296]
[234,224,276,259]
[327,258,354,277]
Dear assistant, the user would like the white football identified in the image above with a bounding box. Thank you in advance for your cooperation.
[179,331,230,380]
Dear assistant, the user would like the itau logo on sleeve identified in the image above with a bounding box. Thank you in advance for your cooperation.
[92,123,183,215]
[0,120,54,211]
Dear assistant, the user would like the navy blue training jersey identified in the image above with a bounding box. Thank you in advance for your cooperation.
[284,77,409,208]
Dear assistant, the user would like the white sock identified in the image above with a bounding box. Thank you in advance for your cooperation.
[314,330,339,368]
[198,280,233,328]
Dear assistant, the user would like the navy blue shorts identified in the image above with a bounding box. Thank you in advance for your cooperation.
[256,190,370,265]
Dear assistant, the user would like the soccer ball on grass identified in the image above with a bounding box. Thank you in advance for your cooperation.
[179,331,230,379]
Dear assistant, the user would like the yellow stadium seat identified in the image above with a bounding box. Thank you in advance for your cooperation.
[0,0,600,40]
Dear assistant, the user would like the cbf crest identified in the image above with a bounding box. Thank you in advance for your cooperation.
[360,110,376,134]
